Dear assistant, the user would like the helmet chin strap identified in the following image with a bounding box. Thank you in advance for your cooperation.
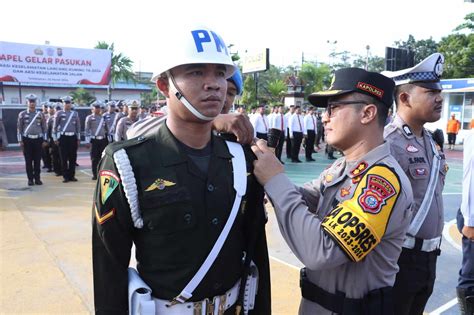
[167,71,215,121]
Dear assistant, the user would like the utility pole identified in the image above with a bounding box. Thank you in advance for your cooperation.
[365,45,370,70]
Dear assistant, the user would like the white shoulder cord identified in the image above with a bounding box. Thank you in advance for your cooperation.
[406,133,441,236]
[113,148,143,228]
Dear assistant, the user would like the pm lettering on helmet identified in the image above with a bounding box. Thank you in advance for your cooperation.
[191,29,229,55]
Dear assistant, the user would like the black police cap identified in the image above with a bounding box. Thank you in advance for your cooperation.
[308,68,395,108]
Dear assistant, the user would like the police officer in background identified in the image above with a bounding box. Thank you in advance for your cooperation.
[53,96,81,183]
[138,105,149,120]
[47,105,62,176]
[251,68,413,315]
[288,105,304,163]
[269,105,287,164]
[17,94,48,186]
[303,107,317,162]
[383,53,447,315]
[103,101,117,142]
[92,25,270,314]
[250,104,269,140]
[41,103,53,171]
[112,101,128,133]
[85,101,109,180]
[114,100,140,142]
[285,105,295,160]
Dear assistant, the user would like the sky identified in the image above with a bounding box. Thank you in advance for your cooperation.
[2,0,472,73]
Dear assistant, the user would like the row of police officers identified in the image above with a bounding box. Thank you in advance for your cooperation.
[17,95,145,185]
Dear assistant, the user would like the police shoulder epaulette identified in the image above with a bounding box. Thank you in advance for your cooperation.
[383,123,397,138]
[104,135,149,156]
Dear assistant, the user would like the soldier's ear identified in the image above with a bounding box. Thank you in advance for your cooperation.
[156,78,170,98]
[360,104,377,125]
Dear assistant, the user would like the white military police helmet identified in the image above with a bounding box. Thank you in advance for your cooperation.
[151,25,236,82]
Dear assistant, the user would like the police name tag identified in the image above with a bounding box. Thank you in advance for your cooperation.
[321,165,401,262]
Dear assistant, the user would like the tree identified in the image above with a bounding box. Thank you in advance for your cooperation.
[266,79,287,104]
[70,88,95,106]
[141,86,160,107]
[352,55,385,73]
[394,35,439,63]
[454,12,474,32]
[298,61,332,98]
[94,42,135,100]
[241,75,257,107]
[439,33,474,78]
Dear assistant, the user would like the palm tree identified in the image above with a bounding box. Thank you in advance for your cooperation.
[70,88,95,106]
[94,42,135,100]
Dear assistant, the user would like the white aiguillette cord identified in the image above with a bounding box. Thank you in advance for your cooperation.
[168,141,247,306]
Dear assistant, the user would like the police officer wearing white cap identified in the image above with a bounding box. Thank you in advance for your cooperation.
[383,53,447,315]
[53,95,81,183]
[103,101,117,142]
[114,100,140,142]
[17,93,48,185]
[92,25,271,315]
[85,101,109,180]
[251,68,413,315]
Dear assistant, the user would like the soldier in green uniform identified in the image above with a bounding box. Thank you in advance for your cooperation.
[92,25,271,315]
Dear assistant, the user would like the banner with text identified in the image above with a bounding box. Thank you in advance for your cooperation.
[0,41,112,85]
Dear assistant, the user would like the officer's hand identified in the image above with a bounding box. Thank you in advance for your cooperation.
[212,113,254,145]
[54,140,59,145]
[462,226,474,240]
[19,141,24,148]
[251,139,284,186]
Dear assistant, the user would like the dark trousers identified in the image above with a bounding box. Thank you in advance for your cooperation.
[50,141,61,175]
[256,132,268,141]
[42,143,52,169]
[393,247,439,315]
[275,133,285,162]
[305,130,316,159]
[90,139,109,178]
[286,128,292,158]
[457,209,474,289]
[291,132,303,162]
[448,133,457,145]
[22,137,43,181]
[59,135,78,180]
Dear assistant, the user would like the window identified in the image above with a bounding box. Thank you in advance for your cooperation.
[463,92,473,129]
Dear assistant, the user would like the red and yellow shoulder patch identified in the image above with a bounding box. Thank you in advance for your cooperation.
[321,165,401,262]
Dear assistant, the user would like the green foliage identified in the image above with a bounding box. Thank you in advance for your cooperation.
[95,42,135,85]
[70,88,95,106]
[351,55,385,73]
[439,33,474,78]
[241,75,257,106]
[394,35,439,63]
[454,12,474,32]
[266,79,287,104]
[299,62,332,98]
[140,86,159,107]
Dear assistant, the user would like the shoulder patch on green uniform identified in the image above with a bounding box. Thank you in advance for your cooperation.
[321,164,401,262]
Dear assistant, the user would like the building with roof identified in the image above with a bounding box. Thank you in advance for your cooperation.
[426,78,474,143]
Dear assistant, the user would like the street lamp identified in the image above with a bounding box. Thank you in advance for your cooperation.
[365,45,370,70]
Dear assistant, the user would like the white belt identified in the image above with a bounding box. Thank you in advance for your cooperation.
[403,235,441,252]
[24,134,40,139]
[62,132,76,136]
[154,280,240,315]
[91,136,105,140]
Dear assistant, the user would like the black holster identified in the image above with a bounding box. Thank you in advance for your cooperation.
[300,268,393,315]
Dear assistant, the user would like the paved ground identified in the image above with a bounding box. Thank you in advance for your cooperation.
[0,145,464,314]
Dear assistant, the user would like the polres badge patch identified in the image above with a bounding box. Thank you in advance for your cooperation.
[358,174,396,214]
[100,170,120,204]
